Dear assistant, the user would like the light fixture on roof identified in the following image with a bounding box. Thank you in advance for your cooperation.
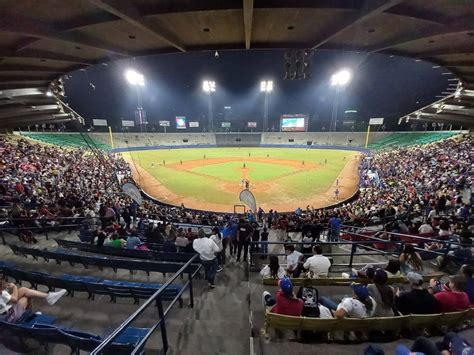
[331,69,352,86]
[124,69,145,86]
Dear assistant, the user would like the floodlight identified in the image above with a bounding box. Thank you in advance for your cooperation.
[331,69,352,87]
[260,80,273,92]
[46,91,53,97]
[124,69,145,86]
[202,80,216,93]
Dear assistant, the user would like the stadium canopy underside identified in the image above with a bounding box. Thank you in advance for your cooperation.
[0,0,473,128]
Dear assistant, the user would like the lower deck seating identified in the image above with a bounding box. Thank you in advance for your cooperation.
[264,308,474,340]
[8,244,199,275]
[55,238,196,263]
[0,263,183,305]
[0,313,149,354]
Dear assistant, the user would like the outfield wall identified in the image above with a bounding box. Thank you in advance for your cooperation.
[91,131,393,149]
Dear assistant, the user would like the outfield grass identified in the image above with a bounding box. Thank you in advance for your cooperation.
[125,147,357,207]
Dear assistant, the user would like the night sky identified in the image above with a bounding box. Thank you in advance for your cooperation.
[64,49,453,132]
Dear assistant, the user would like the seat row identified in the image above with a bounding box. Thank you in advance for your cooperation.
[0,262,183,305]
[56,238,196,263]
[262,272,444,286]
[0,310,148,354]
[264,308,474,340]
[8,244,199,275]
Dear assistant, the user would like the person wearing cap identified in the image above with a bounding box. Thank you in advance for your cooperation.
[394,272,436,315]
[432,275,470,313]
[262,277,304,316]
[319,284,376,319]
[367,269,395,317]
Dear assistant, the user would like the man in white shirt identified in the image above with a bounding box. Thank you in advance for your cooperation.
[193,228,220,288]
[285,245,304,277]
[418,222,434,235]
[303,245,331,277]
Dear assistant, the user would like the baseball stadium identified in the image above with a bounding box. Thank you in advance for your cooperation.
[0,1,473,355]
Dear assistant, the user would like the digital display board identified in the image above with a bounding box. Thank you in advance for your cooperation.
[248,122,257,128]
[281,115,307,132]
[221,122,231,128]
[176,116,187,129]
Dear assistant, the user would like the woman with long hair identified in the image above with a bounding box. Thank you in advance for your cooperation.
[210,227,224,272]
[367,269,395,316]
[399,244,423,274]
[260,255,286,279]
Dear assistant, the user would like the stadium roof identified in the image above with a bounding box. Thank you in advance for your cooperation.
[0,0,473,129]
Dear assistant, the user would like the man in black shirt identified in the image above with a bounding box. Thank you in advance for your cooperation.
[236,218,253,262]
[395,272,437,315]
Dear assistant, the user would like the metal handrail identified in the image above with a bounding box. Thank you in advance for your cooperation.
[91,253,199,355]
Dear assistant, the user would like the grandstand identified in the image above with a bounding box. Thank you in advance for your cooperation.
[21,132,111,151]
[368,131,460,150]
[1,0,474,354]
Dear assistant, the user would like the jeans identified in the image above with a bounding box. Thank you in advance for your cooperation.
[319,296,338,311]
[261,240,268,255]
[329,228,340,242]
[201,258,218,285]
[237,240,249,261]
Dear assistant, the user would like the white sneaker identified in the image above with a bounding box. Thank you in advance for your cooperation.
[34,311,42,316]
[217,266,223,273]
[341,272,350,279]
[46,289,67,305]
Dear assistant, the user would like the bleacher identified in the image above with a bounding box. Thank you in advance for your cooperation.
[55,238,196,263]
[21,132,111,151]
[0,261,183,304]
[368,131,459,150]
[0,311,150,354]
[8,244,199,276]
[215,132,262,147]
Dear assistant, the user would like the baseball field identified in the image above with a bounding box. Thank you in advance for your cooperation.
[122,147,361,213]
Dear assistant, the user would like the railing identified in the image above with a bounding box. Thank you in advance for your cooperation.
[91,254,201,355]
[249,226,468,269]
[0,215,215,244]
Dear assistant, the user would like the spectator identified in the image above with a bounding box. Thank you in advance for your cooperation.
[126,235,142,249]
[328,214,341,242]
[460,264,474,305]
[0,280,67,322]
[236,218,253,262]
[260,226,269,258]
[210,226,224,272]
[432,275,470,313]
[399,244,423,274]
[284,245,304,277]
[260,255,286,279]
[193,228,220,288]
[367,269,395,317]
[175,230,190,252]
[320,283,375,319]
[395,272,437,315]
[107,233,125,248]
[302,244,331,278]
[296,278,333,318]
[262,277,304,316]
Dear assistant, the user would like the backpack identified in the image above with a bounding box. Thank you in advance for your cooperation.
[298,286,321,317]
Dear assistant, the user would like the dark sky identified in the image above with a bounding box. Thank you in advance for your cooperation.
[64,49,453,132]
